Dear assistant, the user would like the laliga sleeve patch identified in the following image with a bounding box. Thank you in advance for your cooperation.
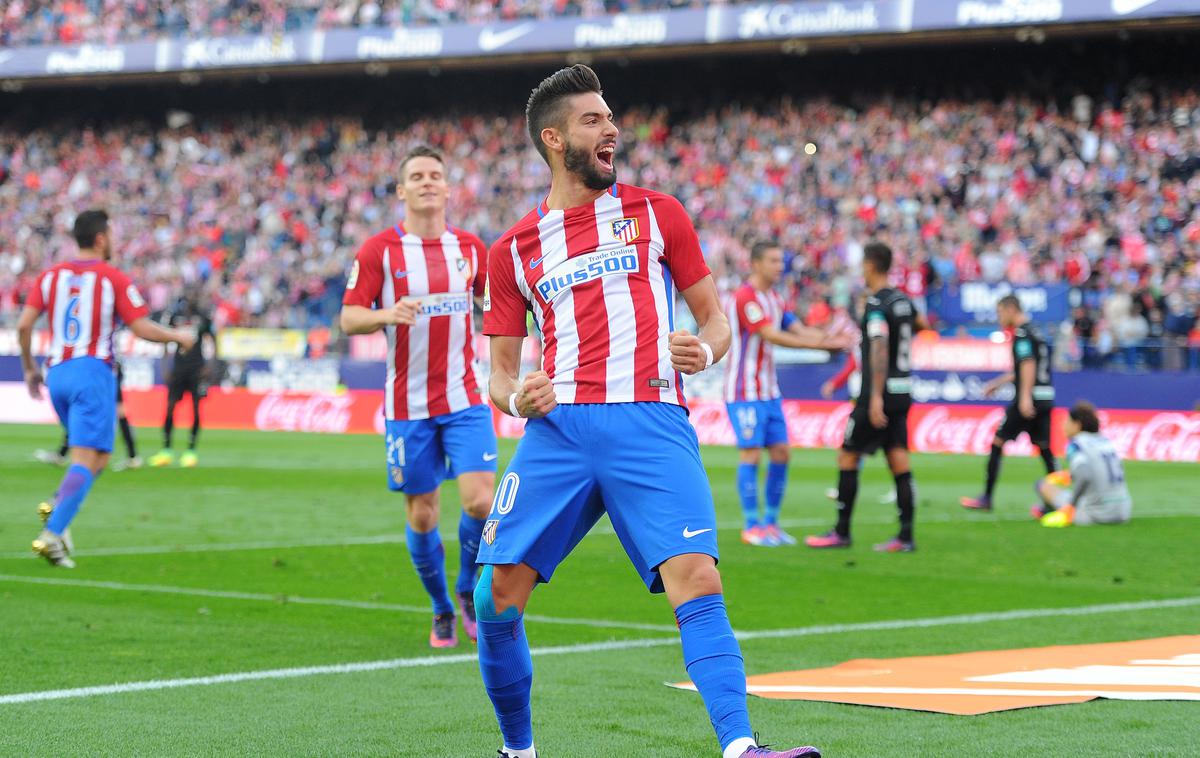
[1015,338,1033,359]
[126,284,145,309]
[745,301,765,324]
[347,260,360,290]
[865,311,889,339]
[482,275,491,311]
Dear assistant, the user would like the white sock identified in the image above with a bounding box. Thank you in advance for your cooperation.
[502,745,536,758]
[723,736,756,758]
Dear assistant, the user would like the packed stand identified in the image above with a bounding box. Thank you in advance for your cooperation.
[0,0,728,48]
[1,86,1199,368]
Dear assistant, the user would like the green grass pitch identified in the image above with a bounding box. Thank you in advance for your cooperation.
[1,423,1197,756]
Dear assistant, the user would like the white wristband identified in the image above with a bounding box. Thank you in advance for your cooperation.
[700,342,714,370]
[508,392,523,418]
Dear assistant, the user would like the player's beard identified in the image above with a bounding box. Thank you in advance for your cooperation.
[563,140,616,191]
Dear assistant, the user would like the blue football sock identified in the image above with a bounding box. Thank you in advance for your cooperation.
[736,462,759,528]
[405,525,454,615]
[478,614,534,750]
[675,594,752,752]
[764,461,788,526]
[46,464,94,535]
[455,513,486,594]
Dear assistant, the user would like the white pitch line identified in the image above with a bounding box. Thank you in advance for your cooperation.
[2,509,1192,560]
[0,574,679,633]
[0,595,1197,706]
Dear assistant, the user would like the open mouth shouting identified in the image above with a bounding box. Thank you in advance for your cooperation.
[596,143,616,174]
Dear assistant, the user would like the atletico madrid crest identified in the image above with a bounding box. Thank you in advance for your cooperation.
[482,519,499,546]
[611,217,639,244]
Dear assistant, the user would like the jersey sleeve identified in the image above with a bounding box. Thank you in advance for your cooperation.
[483,236,528,337]
[467,234,488,298]
[655,194,710,291]
[1068,446,1091,503]
[780,311,798,330]
[735,289,768,334]
[864,300,890,340]
[1013,332,1034,363]
[342,240,384,308]
[110,271,150,324]
[25,272,48,312]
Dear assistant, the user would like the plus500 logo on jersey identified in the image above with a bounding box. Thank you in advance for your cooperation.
[416,292,471,317]
[536,246,640,302]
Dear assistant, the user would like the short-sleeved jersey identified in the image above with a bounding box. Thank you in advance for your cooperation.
[484,183,710,406]
[859,287,914,409]
[1067,432,1133,522]
[166,302,215,374]
[343,223,487,421]
[1011,322,1055,407]
[26,260,149,368]
[723,282,796,403]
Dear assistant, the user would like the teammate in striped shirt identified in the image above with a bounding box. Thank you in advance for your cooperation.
[726,241,846,547]
[340,146,497,648]
[18,210,194,567]
[474,65,819,758]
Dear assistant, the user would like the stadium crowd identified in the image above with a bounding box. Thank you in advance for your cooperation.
[0,0,724,48]
[1,85,1199,369]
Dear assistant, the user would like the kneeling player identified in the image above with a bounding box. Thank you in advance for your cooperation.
[807,242,917,552]
[1035,401,1132,527]
[340,146,497,648]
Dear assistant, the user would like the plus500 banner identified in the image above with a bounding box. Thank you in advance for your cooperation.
[935,282,1072,325]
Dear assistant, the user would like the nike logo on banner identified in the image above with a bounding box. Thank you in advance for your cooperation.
[682,527,713,539]
[395,271,409,279]
[482,453,499,461]
[528,254,548,269]
[478,23,536,52]
[1111,0,1158,14]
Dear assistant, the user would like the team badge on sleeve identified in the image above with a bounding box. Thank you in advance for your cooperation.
[482,519,499,546]
[611,218,640,244]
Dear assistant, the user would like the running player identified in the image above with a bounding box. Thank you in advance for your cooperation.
[149,295,216,468]
[18,209,193,567]
[961,294,1058,511]
[476,65,819,758]
[726,241,846,547]
[36,359,140,470]
[806,242,917,553]
[340,146,497,649]
[1035,401,1132,527]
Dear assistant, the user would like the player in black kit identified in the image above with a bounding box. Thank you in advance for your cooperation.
[961,294,1057,511]
[149,296,214,468]
[807,242,918,552]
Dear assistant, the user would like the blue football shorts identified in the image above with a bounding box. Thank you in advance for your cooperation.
[476,402,719,594]
[725,398,788,449]
[384,404,498,495]
[46,357,116,453]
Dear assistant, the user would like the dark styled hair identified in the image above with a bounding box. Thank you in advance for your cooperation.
[997,294,1023,311]
[526,64,603,164]
[399,145,444,177]
[73,209,109,249]
[1069,401,1101,433]
[863,241,892,274]
[750,241,780,262]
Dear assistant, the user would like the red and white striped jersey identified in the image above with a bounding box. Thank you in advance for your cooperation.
[26,260,149,368]
[343,223,487,421]
[723,282,793,402]
[484,183,710,406]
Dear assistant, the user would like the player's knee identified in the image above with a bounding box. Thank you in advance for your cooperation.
[474,565,520,622]
[463,500,490,520]
[767,446,790,465]
[405,493,440,531]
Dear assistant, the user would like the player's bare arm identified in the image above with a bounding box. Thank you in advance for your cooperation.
[339,301,419,334]
[17,304,43,399]
[670,274,730,374]
[1017,359,1036,418]
[868,333,888,429]
[128,317,196,352]
[983,372,1015,397]
[758,321,851,351]
[489,335,557,418]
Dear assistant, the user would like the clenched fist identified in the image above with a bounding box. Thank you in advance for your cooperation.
[516,370,557,418]
[668,329,711,375]
[380,299,420,326]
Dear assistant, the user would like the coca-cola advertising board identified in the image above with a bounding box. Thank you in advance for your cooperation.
[2,383,1196,463]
